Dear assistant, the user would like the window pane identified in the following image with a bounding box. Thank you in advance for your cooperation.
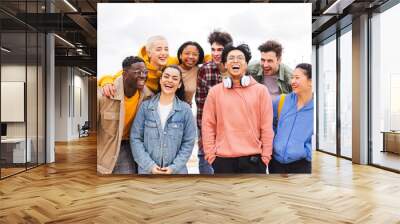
[1,31,28,177]
[38,32,45,165]
[317,37,337,154]
[27,31,38,169]
[340,29,352,158]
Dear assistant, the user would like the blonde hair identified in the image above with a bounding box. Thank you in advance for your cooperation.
[146,35,167,54]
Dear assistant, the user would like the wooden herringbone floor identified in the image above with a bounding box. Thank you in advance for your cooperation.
[1,135,400,223]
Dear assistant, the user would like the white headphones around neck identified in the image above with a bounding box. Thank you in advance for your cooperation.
[223,75,251,89]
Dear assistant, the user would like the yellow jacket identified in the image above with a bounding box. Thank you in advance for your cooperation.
[98,46,179,93]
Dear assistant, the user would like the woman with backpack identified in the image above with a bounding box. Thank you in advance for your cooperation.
[269,63,314,174]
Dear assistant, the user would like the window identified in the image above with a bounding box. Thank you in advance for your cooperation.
[370,3,400,171]
[0,1,46,179]
[317,36,337,154]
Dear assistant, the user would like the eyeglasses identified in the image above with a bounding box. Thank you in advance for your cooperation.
[227,55,246,62]
[131,70,148,76]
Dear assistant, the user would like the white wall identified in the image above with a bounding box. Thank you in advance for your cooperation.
[54,66,69,141]
[1,63,46,164]
[1,65,25,136]
[54,66,89,141]
[71,72,89,138]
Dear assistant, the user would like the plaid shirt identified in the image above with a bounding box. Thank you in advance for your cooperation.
[195,61,222,143]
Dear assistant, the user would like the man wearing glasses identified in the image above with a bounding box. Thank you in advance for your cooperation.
[97,56,153,174]
[201,44,274,173]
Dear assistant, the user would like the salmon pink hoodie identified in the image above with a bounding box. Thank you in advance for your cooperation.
[202,76,274,165]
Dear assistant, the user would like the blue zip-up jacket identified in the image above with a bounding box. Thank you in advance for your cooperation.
[272,93,314,164]
[130,94,197,174]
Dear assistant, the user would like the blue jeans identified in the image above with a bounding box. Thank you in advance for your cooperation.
[198,147,214,174]
[113,140,137,174]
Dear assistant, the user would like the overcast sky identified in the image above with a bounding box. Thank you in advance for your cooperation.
[98,3,311,78]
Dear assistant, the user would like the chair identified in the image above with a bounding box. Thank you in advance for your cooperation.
[79,121,90,138]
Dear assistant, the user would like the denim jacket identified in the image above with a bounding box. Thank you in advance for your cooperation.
[130,94,197,174]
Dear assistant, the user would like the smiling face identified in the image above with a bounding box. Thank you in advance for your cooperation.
[160,67,182,96]
[211,42,224,65]
[291,68,312,95]
[225,49,248,79]
[148,39,169,68]
[179,45,200,70]
[123,62,147,90]
[260,51,281,76]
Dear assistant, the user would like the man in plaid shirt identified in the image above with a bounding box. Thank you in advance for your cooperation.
[195,30,233,174]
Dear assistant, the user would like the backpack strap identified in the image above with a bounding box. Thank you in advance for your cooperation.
[277,94,286,120]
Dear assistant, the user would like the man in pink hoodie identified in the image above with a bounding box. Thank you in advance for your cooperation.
[202,44,274,173]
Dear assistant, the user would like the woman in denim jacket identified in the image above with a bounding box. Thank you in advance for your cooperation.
[130,65,197,174]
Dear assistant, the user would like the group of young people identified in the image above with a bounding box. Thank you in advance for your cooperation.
[97,30,314,175]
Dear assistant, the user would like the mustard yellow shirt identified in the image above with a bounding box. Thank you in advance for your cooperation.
[122,91,141,140]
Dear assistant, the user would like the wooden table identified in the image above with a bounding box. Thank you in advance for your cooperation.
[381,131,400,154]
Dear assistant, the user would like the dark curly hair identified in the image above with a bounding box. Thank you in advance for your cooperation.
[122,56,144,69]
[221,44,252,64]
[208,30,233,47]
[177,41,205,65]
[258,40,283,59]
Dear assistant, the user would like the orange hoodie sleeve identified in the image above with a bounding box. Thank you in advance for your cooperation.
[98,45,148,88]
[97,70,123,87]
[167,56,179,65]
[260,87,274,165]
[201,87,217,165]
